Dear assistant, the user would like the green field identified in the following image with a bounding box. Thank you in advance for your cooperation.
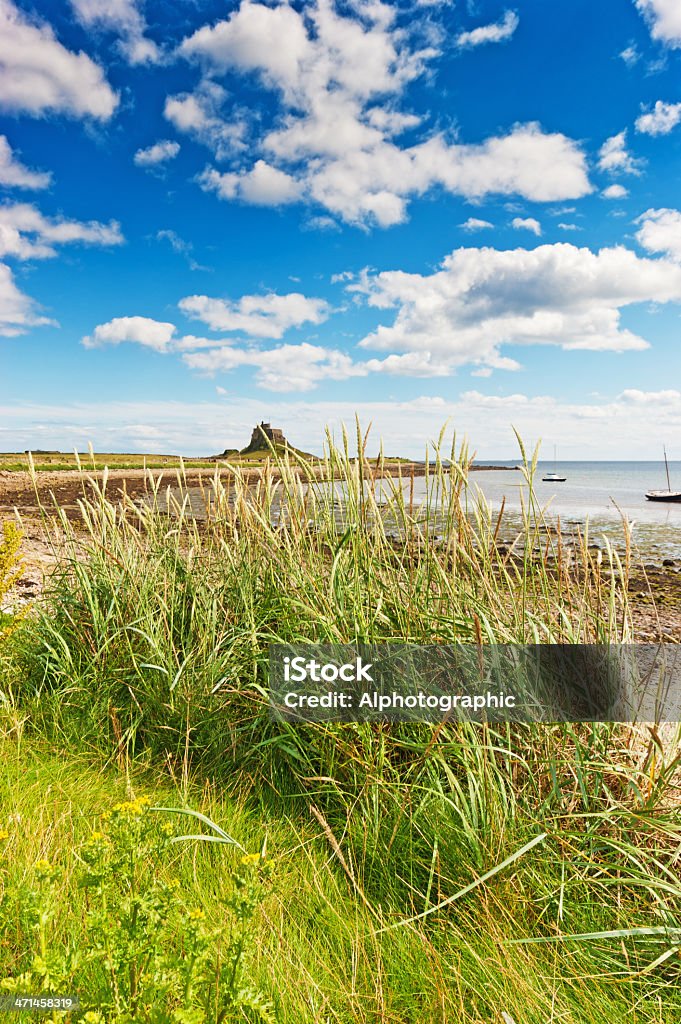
[0,449,416,474]
[1,429,679,1022]
[0,450,286,473]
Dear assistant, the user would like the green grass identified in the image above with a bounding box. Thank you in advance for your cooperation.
[0,453,254,473]
[0,449,423,474]
[1,736,680,1023]
[1,423,680,1021]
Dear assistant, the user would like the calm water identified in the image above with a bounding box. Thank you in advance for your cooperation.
[354,461,681,560]
[457,461,681,560]
[174,461,681,561]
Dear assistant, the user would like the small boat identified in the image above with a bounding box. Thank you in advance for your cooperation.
[646,446,681,502]
[542,446,566,483]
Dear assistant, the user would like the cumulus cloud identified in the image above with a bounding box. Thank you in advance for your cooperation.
[134,140,180,167]
[636,207,681,261]
[201,123,591,228]
[82,316,176,351]
[0,203,123,260]
[164,81,247,159]
[178,291,330,339]
[461,217,493,231]
[636,99,681,136]
[69,0,159,64]
[601,184,629,199]
[183,341,365,391]
[350,242,681,374]
[597,131,640,175]
[0,136,51,189]
[0,0,117,119]
[175,0,591,226]
[635,0,681,47]
[511,216,541,235]
[619,387,681,405]
[198,161,302,206]
[0,261,53,336]
[455,11,519,49]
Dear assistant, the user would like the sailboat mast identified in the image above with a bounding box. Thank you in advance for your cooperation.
[664,445,672,491]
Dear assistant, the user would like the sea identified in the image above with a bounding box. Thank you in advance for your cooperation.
[177,460,681,562]
[449,460,681,562]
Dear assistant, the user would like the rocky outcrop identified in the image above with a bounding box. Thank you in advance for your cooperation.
[241,422,289,454]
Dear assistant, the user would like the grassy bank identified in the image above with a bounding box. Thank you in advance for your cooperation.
[1,427,680,1021]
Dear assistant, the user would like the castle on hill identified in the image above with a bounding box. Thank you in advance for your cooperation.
[216,422,307,459]
[240,422,288,454]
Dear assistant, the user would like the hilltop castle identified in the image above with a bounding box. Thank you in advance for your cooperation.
[241,421,288,454]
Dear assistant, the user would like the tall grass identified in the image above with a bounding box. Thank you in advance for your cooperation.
[9,427,634,790]
[2,425,681,1020]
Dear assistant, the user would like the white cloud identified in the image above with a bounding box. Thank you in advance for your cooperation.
[178,291,330,339]
[597,131,640,175]
[198,161,302,206]
[0,0,117,120]
[164,81,247,159]
[0,203,123,260]
[171,334,228,352]
[134,140,180,167]
[620,44,640,66]
[175,1,591,227]
[183,341,365,391]
[69,0,159,64]
[0,261,53,336]
[455,11,519,49]
[619,387,681,405]
[635,0,681,47]
[601,184,629,199]
[82,316,176,352]
[558,222,581,231]
[636,99,681,136]
[156,229,205,270]
[636,207,681,261]
[350,242,681,374]
[0,136,50,189]
[303,124,592,227]
[461,217,493,231]
[3,391,681,459]
[511,216,541,235]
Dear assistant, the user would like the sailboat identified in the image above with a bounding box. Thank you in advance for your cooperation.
[542,445,566,483]
[645,446,681,502]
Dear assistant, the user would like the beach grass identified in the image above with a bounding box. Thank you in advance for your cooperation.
[1,425,680,1021]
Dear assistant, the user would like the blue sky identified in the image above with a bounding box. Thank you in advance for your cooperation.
[2,0,681,457]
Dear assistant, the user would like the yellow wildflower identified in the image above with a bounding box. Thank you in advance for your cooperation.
[111,797,149,816]
[240,852,262,865]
